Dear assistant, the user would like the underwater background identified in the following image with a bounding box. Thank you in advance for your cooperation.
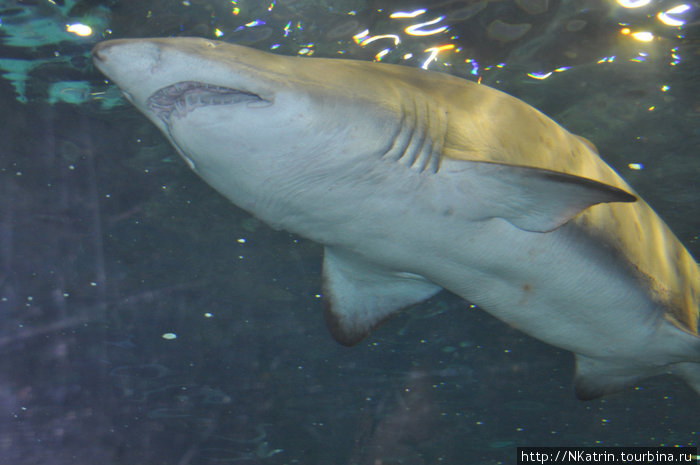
[0,0,698,463]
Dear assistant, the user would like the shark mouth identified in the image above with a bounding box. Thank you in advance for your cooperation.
[147,81,265,120]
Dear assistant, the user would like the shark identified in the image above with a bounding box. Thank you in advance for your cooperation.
[91,37,700,400]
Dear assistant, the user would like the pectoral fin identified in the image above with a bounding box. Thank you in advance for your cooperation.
[322,247,442,346]
[453,161,637,233]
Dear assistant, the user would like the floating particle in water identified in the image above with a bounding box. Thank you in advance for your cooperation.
[487,20,532,42]
[516,0,548,15]
[162,332,177,340]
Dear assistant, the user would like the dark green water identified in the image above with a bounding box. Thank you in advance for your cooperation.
[0,0,697,463]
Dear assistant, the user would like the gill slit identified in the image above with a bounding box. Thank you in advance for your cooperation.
[405,95,428,170]
[382,104,411,163]
[381,93,444,174]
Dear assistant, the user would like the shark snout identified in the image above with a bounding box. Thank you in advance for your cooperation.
[91,39,171,106]
[91,39,162,73]
[90,40,110,64]
[91,40,137,69]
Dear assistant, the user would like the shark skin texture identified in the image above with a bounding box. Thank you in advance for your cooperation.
[91,37,700,400]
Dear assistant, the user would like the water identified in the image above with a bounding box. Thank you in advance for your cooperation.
[0,0,698,464]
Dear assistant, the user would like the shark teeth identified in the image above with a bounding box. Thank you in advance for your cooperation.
[148,81,264,121]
